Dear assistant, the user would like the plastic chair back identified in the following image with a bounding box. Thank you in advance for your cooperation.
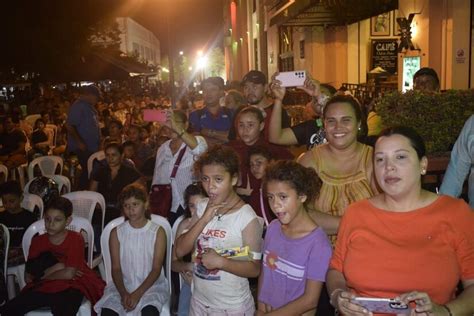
[24,175,71,196]
[62,191,106,230]
[171,215,185,243]
[27,156,63,180]
[22,216,94,267]
[87,151,105,179]
[21,193,44,219]
[0,164,8,182]
[100,217,125,284]
[1,224,9,279]
[25,114,41,128]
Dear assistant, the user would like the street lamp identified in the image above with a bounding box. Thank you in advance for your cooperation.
[196,55,208,81]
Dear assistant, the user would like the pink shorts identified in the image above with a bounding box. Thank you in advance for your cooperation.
[189,296,255,316]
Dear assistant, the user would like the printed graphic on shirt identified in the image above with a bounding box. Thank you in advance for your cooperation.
[308,127,326,149]
[194,228,228,281]
[263,250,305,281]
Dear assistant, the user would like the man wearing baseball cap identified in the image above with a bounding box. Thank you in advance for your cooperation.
[66,85,101,189]
[228,70,291,141]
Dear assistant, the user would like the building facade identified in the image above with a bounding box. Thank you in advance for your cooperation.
[225,0,474,90]
[116,17,161,67]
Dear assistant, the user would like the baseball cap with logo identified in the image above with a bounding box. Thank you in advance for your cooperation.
[241,70,267,85]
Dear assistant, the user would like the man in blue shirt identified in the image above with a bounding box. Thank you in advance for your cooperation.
[189,77,233,146]
[440,115,474,208]
[66,85,101,189]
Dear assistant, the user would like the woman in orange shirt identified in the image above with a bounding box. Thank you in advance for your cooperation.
[327,126,474,316]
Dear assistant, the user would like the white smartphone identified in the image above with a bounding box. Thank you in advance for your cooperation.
[351,297,412,314]
[275,71,306,87]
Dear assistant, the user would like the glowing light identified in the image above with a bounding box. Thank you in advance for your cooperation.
[179,51,184,55]
[197,50,203,57]
[196,56,208,69]
[162,67,170,73]
[411,21,418,39]
[188,66,193,71]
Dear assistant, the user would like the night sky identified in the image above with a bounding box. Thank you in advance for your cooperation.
[118,0,224,57]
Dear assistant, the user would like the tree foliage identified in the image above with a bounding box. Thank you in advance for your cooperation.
[206,47,225,77]
[0,0,126,80]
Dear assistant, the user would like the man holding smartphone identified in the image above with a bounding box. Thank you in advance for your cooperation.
[228,70,292,141]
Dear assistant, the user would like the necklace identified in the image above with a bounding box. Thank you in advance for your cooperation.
[216,198,241,221]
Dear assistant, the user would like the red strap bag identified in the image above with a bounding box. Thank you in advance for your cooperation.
[149,146,187,218]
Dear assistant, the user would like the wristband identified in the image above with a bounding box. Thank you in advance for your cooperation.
[442,305,453,316]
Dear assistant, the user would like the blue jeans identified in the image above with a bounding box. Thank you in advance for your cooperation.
[177,282,192,316]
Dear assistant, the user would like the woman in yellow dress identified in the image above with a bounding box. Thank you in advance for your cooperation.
[298,95,379,238]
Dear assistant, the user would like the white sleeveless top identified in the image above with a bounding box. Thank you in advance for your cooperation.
[94,220,169,315]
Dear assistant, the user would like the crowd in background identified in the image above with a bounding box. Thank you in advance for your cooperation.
[0,67,473,316]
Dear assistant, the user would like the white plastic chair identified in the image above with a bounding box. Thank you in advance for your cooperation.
[1,223,9,280]
[24,114,41,128]
[87,150,105,179]
[171,215,185,290]
[0,164,8,182]
[100,215,172,315]
[27,156,63,180]
[7,195,43,296]
[3,224,20,301]
[25,175,71,195]
[10,163,28,189]
[22,216,94,316]
[21,193,44,219]
[62,191,106,230]
[171,215,185,243]
[2,224,16,301]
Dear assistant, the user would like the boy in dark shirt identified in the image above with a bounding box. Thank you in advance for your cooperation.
[0,181,37,265]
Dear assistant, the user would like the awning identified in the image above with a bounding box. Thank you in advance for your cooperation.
[41,51,157,82]
[269,0,398,27]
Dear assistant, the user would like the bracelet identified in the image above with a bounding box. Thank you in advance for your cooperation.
[442,304,453,316]
[178,129,185,138]
[329,289,344,307]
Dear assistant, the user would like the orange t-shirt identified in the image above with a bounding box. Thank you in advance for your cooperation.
[330,195,474,304]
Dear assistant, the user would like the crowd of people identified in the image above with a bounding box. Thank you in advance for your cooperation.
[0,67,473,316]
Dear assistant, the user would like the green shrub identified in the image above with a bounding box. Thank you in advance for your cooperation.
[376,90,474,154]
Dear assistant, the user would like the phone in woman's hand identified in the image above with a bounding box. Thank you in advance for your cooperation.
[350,297,412,314]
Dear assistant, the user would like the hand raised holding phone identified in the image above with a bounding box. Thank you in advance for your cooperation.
[270,72,286,101]
[143,109,168,123]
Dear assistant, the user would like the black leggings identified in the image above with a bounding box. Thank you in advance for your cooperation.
[101,305,160,316]
[0,288,83,316]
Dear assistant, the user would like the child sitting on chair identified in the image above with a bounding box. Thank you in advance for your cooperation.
[0,181,37,266]
[0,197,105,315]
[94,183,170,315]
